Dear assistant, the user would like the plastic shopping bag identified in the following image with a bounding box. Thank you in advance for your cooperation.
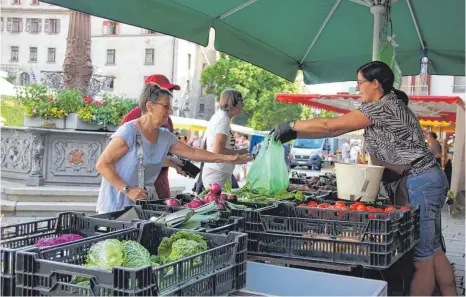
[246,136,289,195]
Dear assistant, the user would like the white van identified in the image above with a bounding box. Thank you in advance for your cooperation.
[289,138,338,169]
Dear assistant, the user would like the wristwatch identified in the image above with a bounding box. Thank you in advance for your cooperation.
[290,121,296,131]
[122,185,130,193]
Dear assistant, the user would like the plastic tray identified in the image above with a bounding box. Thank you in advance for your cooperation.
[0,212,134,296]
[15,222,247,296]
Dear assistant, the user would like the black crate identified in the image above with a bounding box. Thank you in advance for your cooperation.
[138,198,269,231]
[1,213,133,296]
[92,206,244,234]
[15,222,247,296]
[247,230,403,269]
[244,202,420,269]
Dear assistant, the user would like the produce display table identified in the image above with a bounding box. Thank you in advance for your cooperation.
[237,262,387,296]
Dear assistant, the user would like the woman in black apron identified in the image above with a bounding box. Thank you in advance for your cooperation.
[271,61,456,296]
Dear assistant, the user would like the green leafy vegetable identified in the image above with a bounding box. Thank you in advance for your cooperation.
[86,239,125,271]
[122,241,151,268]
[157,231,207,265]
[224,182,232,194]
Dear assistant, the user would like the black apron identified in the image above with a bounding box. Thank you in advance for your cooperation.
[369,155,418,206]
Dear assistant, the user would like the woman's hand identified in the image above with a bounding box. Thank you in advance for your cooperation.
[125,187,147,202]
[229,153,253,164]
[173,164,187,177]
[271,122,297,143]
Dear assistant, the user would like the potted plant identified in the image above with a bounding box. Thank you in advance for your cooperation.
[72,96,137,131]
[19,84,67,129]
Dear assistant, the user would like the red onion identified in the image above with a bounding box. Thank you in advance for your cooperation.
[210,183,222,195]
[204,194,219,204]
[227,194,237,202]
[220,193,228,200]
[165,198,181,207]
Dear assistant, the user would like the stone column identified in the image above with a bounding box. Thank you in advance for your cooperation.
[63,11,93,95]
[26,132,46,186]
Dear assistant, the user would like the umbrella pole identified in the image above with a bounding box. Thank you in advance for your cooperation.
[370,5,386,61]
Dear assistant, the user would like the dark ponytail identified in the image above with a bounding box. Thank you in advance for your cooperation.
[358,61,409,106]
[392,88,409,106]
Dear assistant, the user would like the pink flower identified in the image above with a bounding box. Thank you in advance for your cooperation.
[48,97,55,102]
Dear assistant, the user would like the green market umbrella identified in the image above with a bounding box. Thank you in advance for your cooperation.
[42,0,465,84]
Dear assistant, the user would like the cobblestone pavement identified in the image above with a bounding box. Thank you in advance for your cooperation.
[442,208,465,296]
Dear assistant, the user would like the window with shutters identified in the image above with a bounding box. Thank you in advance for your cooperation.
[186,80,191,93]
[187,54,191,70]
[31,0,39,4]
[1,18,3,31]
[199,103,205,114]
[45,19,60,34]
[47,48,56,63]
[12,0,21,4]
[103,21,119,35]
[11,46,19,62]
[26,18,41,33]
[106,49,116,65]
[29,47,38,62]
[145,49,154,65]
[9,18,23,33]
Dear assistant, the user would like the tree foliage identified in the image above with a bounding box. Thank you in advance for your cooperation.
[201,54,304,130]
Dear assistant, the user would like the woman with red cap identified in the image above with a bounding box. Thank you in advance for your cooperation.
[120,74,182,199]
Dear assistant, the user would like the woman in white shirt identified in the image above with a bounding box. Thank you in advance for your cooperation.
[202,89,249,188]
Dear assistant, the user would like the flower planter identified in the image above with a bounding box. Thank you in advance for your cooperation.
[65,113,118,131]
[24,116,66,129]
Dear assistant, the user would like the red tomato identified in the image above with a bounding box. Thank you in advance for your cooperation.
[336,211,344,217]
[368,214,377,219]
[366,206,374,211]
[357,205,368,212]
[340,206,350,211]
[308,210,315,215]
[353,201,364,206]
[317,204,328,209]
[335,201,346,207]
[399,206,410,211]
[350,204,359,210]
[299,203,306,207]
[307,201,318,207]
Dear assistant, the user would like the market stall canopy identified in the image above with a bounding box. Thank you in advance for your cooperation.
[275,93,464,122]
[39,0,465,85]
[171,116,208,131]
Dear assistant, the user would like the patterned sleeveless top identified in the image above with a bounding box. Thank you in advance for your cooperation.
[358,93,438,175]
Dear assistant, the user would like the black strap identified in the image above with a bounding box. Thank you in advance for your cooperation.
[192,139,207,194]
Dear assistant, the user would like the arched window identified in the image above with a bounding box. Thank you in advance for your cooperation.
[19,72,30,85]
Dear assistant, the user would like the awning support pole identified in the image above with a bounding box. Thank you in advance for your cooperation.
[370,5,386,61]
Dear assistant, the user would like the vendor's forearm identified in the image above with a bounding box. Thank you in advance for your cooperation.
[298,128,355,139]
[96,162,127,192]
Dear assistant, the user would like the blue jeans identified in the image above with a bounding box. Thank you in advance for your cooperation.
[407,168,448,261]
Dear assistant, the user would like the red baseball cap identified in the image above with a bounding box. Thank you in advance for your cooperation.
[144,74,180,91]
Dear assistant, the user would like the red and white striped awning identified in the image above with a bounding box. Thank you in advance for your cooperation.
[276,93,464,122]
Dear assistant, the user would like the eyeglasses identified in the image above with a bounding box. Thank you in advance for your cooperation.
[357,80,369,86]
[152,102,172,110]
